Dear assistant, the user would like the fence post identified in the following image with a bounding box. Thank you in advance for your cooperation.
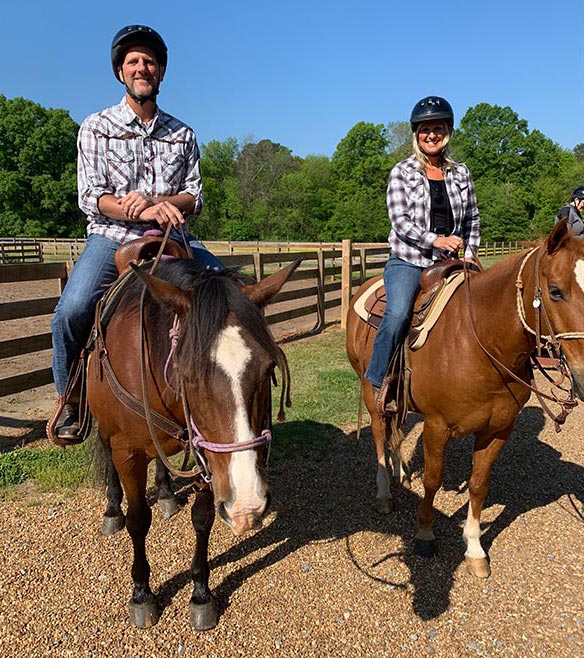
[341,239,353,330]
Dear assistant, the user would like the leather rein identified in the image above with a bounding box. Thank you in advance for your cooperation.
[462,246,582,431]
[99,224,272,482]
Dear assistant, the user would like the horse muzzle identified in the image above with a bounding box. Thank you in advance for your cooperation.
[217,492,271,536]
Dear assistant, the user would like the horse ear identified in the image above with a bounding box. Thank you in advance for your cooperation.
[130,264,190,317]
[547,218,571,255]
[243,260,301,307]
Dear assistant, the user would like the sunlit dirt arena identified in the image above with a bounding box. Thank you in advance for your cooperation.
[1,350,584,658]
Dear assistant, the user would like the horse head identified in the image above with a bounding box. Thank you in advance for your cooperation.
[132,260,299,535]
[542,219,584,399]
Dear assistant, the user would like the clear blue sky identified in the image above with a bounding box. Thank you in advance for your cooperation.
[1,0,582,158]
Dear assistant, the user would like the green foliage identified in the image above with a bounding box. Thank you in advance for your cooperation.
[2,95,583,244]
[0,95,83,237]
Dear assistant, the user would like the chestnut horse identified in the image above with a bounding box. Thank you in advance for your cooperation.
[346,220,584,578]
[87,259,298,629]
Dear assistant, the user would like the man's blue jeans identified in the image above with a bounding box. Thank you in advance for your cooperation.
[51,232,224,396]
[51,234,120,396]
[364,257,424,389]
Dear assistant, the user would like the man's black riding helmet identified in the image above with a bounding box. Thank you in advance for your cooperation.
[572,186,584,201]
[111,25,168,79]
[410,96,454,132]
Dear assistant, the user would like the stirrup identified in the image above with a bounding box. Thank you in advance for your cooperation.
[47,397,84,447]
[374,376,398,416]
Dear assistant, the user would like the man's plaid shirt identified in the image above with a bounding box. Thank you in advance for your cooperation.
[77,97,203,243]
[387,155,480,267]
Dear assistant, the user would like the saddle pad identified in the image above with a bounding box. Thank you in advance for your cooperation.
[354,276,385,326]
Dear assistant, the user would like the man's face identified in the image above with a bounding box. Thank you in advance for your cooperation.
[118,45,164,100]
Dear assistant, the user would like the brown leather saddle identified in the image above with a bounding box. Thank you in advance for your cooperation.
[363,258,479,343]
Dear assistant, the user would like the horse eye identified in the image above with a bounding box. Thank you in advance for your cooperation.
[549,286,563,301]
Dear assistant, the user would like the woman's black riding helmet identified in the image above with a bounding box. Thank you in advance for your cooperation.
[410,96,454,132]
[572,186,584,201]
[111,25,168,79]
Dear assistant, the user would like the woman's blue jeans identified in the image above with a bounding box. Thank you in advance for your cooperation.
[51,232,224,396]
[364,257,424,389]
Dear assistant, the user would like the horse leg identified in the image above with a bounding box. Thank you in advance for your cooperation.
[154,459,180,519]
[390,448,411,490]
[464,425,513,579]
[100,437,125,536]
[101,442,126,535]
[117,454,160,628]
[189,488,219,630]
[415,423,449,557]
[371,414,394,514]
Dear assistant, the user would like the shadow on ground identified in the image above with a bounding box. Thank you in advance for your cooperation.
[153,406,584,622]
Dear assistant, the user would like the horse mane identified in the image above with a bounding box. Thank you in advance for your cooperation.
[117,259,290,413]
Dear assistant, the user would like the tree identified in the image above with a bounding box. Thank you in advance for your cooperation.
[454,104,529,183]
[0,95,83,237]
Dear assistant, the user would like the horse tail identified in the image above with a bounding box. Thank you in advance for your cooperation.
[90,432,109,486]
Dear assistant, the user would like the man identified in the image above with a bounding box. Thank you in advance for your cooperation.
[554,186,584,236]
[48,25,221,445]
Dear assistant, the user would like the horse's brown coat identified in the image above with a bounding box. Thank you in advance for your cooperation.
[346,220,584,576]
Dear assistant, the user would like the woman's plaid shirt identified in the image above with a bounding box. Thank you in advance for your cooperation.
[387,155,480,267]
[77,97,203,243]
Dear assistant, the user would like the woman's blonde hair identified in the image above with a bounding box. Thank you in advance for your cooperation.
[412,122,456,171]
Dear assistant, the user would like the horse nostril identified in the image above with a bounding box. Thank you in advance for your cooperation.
[217,501,230,525]
[263,491,272,516]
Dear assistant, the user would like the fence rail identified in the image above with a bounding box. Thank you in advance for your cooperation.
[0,238,527,264]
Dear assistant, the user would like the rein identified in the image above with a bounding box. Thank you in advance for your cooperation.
[462,246,579,431]
[135,225,272,481]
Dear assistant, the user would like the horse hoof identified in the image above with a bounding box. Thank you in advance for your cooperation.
[375,497,395,514]
[129,600,159,628]
[465,556,491,579]
[158,497,181,519]
[414,538,436,558]
[190,602,218,630]
[101,514,125,536]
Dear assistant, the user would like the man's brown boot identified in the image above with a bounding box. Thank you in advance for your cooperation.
[47,397,83,446]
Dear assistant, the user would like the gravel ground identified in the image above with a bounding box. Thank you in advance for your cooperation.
[1,370,584,657]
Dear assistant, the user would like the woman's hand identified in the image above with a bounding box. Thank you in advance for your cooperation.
[433,235,463,252]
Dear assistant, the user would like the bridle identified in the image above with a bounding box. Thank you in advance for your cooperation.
[463,245,582,431]
[107,222,274,483]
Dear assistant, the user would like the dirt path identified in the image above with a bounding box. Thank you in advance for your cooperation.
[1,372,583,657]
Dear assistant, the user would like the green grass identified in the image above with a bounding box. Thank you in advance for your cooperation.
[271,328,360,456]
[0,444,90,498]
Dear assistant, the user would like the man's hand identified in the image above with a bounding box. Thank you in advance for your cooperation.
[117,192,155,219]
[138,200,185,229]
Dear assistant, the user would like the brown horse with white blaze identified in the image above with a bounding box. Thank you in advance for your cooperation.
[346,220,584,578]
[87,258,298,629]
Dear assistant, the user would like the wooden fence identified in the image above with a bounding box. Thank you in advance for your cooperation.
[0,238,526,264]
[0,243,391,398]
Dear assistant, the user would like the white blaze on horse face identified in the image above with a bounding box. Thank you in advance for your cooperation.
[212,325,265,514]
[575,259,584,295]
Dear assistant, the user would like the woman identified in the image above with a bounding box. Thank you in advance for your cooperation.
[365,96,480,414]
